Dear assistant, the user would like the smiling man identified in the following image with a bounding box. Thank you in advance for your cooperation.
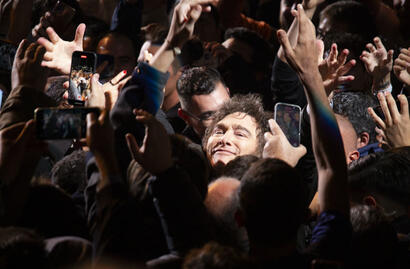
[203,94,269,173]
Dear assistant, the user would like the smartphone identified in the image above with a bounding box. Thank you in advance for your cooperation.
[68,51,96,104]
[35,107,100,140]
[50,1,76,35]
[96,54,115,83]
[274,102,302,147]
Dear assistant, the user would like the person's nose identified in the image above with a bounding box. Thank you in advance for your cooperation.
[219,130,234,146]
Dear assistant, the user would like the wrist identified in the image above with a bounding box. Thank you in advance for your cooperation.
[94,151,119,174]
[372,75,391,93]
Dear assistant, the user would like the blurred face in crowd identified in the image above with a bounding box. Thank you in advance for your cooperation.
[181,82,230,138]
[206,112,260,168]
[97,34,137,76]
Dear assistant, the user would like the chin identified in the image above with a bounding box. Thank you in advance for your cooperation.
[211,155,235,168]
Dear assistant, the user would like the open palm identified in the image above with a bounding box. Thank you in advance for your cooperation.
[37,23,85,75]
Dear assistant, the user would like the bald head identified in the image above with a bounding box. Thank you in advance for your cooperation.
[205,177,240,218]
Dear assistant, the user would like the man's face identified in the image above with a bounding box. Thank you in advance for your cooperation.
[97,35,136,76]
[184,82,230,137]
[206,112,260,168]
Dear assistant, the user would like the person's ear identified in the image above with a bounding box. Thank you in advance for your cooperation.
[357,132,370,148]
[178,108,189,121]
[348,150,360,164]
[235,209,245,228]
[363,195,377,207]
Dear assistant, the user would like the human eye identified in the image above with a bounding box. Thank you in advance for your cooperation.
[199,111,216,121]
[212,128,224,136]
[235,131,248,138]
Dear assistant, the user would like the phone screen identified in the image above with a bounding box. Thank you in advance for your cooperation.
[69,51,96,102]
[35,107,99,140]
[274,102,302,147]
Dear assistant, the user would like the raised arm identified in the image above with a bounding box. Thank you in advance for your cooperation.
[278,4,348,216]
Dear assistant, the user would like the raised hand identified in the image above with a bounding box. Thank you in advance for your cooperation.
[276,4,318,78]
[368,92,410,148]
[360,37,394,92]
[125,109,173,175]
[11,39,49,91]
[37,23,85,75]
[0,120,46,185]
[393,48,410,86]
[86,94,120,190]
[263,119,306,167]
[318,42,356,95]
[165,0,216,48]
[86,70,130,110]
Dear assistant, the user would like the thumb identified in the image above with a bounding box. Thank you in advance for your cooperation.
[74,23,86,49]
[277,30,293,59]
[125,133,143,163]
[316,39,324,63]
[295,144,307,157]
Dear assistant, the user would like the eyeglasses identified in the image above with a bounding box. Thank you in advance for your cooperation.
[183,110,216,122]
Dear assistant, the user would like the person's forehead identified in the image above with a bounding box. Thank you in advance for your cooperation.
[217,112,258,134]
[189,83,229,113]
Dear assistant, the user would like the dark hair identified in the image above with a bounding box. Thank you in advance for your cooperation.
[332,91,378,144]
[239,158,306,245]
[221,155,260,180]
[51,150,86,195]
[45,76,69,104]
[203,94,269,156]
[349,205,398,269]
[183,242,248,269]
[0,227,49,269]
[348,147,410,205]
[224,27,274,73]
[320,1,377,40]
[177,67,225,109]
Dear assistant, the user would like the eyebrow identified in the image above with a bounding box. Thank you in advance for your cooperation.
[232,124,252,136]
[214,123,252,136]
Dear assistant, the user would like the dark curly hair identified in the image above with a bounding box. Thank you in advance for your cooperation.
[202,94,269,156]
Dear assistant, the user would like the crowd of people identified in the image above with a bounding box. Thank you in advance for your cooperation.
[0,0,409,268]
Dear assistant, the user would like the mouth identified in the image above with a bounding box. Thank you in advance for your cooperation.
[212,148,235,155]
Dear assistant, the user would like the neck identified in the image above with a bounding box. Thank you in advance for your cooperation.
[162,90,179,111]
